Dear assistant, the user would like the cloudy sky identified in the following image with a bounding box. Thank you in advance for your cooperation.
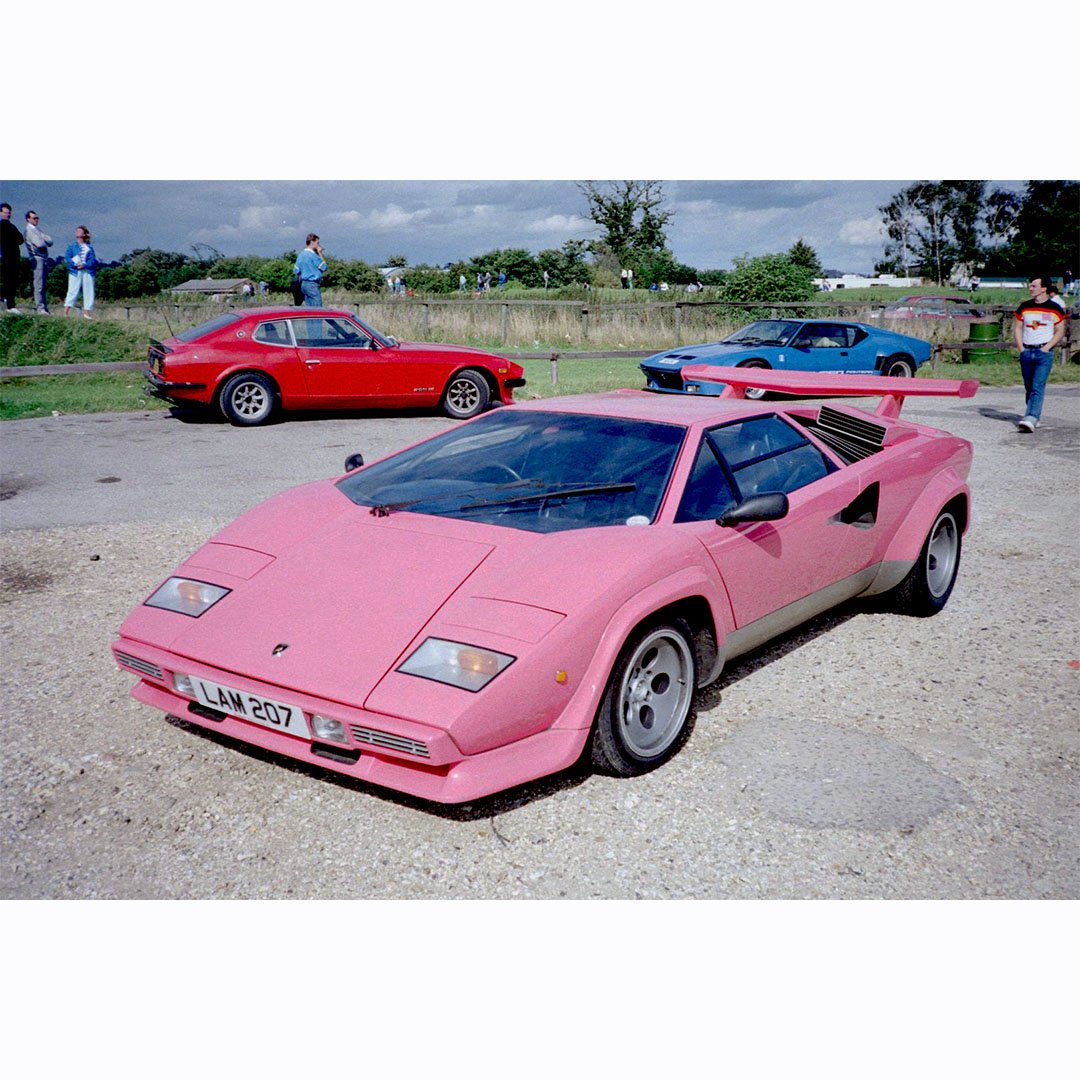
[0,178,1032,275]
[5,7,1058,282]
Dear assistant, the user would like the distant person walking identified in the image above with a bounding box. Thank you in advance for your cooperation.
[24,210,53,314]
[0,202,23,312]
[1013,274,1066,433]
[459,273,466,293]
[292,233,327,307]
[63,225,98,317]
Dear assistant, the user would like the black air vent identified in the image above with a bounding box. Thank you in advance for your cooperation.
[814,405,888,462]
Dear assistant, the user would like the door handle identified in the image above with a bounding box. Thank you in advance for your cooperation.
[304,359,321,366]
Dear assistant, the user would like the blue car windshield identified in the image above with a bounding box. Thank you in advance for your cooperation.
[337,409,687,534]
[724,320,797,346]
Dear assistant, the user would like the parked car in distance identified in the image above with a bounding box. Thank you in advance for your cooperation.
[145,307,526,424]
[114,369,977,804]
[641,318,932,399]
[880,295,985,319]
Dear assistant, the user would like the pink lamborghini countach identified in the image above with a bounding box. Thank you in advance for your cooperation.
[113,370,977,803]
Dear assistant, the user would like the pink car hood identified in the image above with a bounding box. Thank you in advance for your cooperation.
[165,512,494,705]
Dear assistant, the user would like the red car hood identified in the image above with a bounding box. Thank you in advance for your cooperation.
[166,512,494,705]
[393,340,503,361]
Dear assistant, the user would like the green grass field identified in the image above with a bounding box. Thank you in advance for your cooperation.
[1,295,1074,420]
[2,354,1071,422]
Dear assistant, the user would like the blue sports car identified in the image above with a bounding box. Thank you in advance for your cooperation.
[641,319,933,399]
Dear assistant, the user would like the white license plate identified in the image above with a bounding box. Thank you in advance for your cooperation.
[189,676,310,739]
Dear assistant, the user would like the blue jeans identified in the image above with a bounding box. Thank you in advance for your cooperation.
[1019,348,1054,421]
[301,280,322,307]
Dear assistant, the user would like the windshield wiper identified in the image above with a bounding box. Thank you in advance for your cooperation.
[457,481,636,511]
[369,478,541,516]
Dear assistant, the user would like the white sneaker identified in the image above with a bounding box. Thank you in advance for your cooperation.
[1017,416,1036,433]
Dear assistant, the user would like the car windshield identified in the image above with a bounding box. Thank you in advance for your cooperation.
[175,313,243,342]
[723,320,796,346]
[337,409,686,533]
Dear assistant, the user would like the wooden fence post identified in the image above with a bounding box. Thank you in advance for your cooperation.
[674,304,682,345]
[500,304,508,345]
[581,306,589,341]
[421,304,430,339]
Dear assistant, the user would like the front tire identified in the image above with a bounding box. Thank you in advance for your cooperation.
[738,359,770,400]
[590,619,697,776]
[219,372,277,426]
[887,510,961,617]
[884,355,914,378]
[442,369,490,419]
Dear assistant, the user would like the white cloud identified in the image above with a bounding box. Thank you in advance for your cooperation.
[332,205,433,230]
[839,217,884,245]
[525,213,592,235]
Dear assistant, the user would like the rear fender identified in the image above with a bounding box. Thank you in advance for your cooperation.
[862,469,970,595]
[550,566,734,731]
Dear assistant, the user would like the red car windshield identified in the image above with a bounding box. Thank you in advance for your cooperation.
[338,410,687,533]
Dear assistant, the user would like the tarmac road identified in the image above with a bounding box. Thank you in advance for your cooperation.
[1,386,1078,899]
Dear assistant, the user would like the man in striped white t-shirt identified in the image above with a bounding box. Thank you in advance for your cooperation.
[1012,275,1066,432]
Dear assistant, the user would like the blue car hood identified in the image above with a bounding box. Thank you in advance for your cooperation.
[642,342,760,367]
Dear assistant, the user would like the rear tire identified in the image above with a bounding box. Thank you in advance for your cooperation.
[884,355,914,378]
[738,359,770,400]
[590,619,697,776]
[442,369,490,419]
[219,372,277,426]
[887,510,961,617]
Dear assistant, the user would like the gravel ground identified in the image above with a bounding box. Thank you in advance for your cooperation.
[1,386,1077,899]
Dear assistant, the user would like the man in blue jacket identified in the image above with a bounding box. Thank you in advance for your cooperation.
[293,233,327,307]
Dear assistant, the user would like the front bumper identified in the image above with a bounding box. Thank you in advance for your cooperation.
[114,639,586,804]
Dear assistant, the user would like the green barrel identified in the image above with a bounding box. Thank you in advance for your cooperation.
[967,318,1001,363]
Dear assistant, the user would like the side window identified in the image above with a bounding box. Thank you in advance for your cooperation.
[253,320,291,346]
[675,437,737,522]
[291,317,371,348]
[710,416,834,500]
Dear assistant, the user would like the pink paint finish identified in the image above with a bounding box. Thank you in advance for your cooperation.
[115,377,977,803]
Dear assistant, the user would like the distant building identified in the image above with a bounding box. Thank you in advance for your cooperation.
[814,273,923,290]
[171,278,256,300]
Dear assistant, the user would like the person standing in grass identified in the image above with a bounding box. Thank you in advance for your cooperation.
[24,209,53,314]
[63,225,97,318]
[1013,274,1066,433]
[292,233,327,307]
[0,202,23,312]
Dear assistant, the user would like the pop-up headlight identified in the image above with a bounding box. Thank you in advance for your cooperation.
[397,638,515,692]
[145,577,230,618]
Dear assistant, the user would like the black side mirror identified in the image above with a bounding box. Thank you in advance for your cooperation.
[344,452,365,472]
[717,491,789,526]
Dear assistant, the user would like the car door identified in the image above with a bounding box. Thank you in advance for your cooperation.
[290,316,391,405]
[673,415,866,631]
[787,322,856,374]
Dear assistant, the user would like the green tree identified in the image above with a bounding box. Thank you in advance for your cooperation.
[787,239,823,278]
[982,181,1079,277]
[719,254,817,304]
[578,180,672,266]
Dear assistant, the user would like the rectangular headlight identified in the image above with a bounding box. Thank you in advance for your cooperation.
[397,638,515,692]
[145,577,230,618]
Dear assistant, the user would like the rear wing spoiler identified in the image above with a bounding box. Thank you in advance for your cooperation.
[679,366,979,418]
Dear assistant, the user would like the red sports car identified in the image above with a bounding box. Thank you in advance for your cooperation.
[145,307,526,424]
